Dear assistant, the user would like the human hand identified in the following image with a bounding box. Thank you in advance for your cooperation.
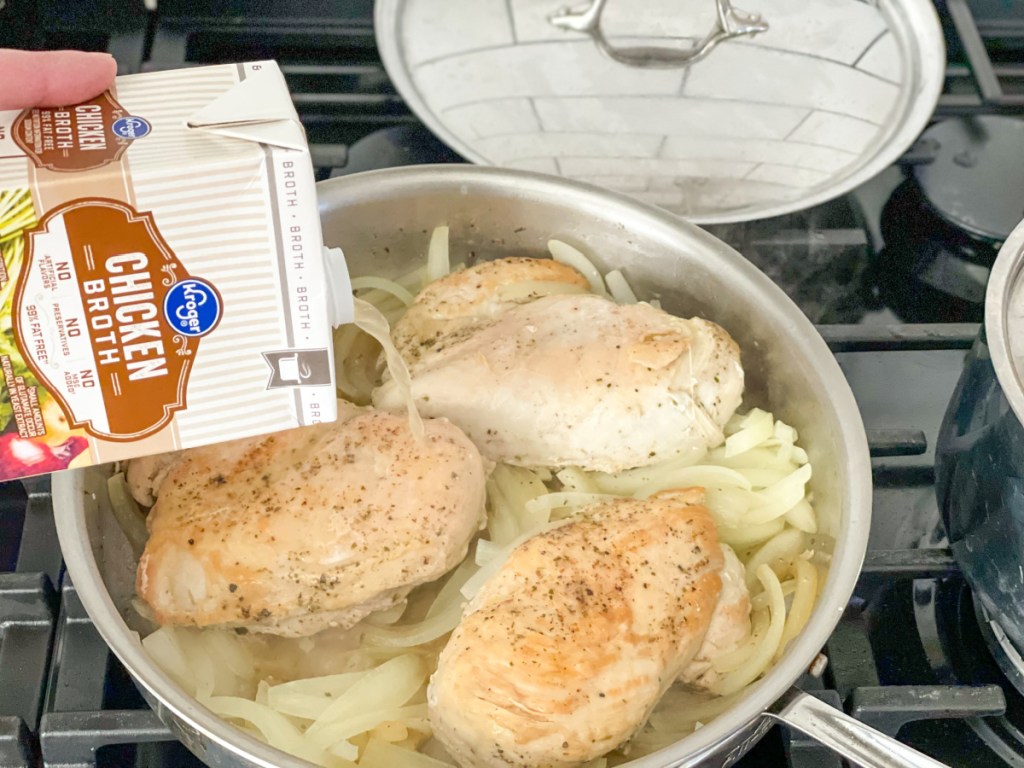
[0,49,117,111]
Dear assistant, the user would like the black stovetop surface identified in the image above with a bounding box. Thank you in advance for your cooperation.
[2,1,1024,767]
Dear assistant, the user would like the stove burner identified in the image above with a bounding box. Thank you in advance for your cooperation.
[702,197,872,325]
[976,603,1024,701]
[912,578,1024,765]
[914,117,1024,243]
[874,179,990,323]
[330,125,464,177]
[873,117,1024,323]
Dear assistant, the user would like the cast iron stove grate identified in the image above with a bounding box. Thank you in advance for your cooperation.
[11,325,1014,768]
[0,1,1022,766]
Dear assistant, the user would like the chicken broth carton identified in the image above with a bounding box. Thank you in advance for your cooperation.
[0,61,343,481]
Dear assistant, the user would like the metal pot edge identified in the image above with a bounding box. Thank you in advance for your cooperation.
[54,165,874,768]
[985,221,1024,428]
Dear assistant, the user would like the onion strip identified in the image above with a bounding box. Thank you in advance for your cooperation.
[745,528,808,589]
[203,696,335,764]
[713,565,786,696]
[426,226,450,283]
[353,298,423,439]
[589,446,707,495]
[547,239,608,296]
[633,465,752,499]
[106,472,148,558]
[360,737,456,768]
[743,464,813,525]
[360,598,465,648]
[305,655,425,741]
[351,276,416,306]
[604,269,637,304]
[776,558,818,660]
[784,498,818,534]
[555,467,600,493]
[307,704,428,753]
[524,492,616,518]
[725,409,774,457]
[718,518,785,550]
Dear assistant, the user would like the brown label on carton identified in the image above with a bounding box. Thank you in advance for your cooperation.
[12,199,222,441]
[12,93,134,172]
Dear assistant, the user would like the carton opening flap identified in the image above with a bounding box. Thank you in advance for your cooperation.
[186,66,307,151]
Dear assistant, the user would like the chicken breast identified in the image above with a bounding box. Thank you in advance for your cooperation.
[375,260,743,472]
[428,488,750,768]
[679,544,751,689]
[135,401,487,637]
[126,451,182,507]
[392,257,589,370]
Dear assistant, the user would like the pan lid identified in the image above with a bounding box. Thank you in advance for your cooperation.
[375,0,945,224]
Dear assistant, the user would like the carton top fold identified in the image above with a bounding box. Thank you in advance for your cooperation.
[185,64,307,151]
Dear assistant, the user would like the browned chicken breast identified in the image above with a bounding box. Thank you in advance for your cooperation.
[374,258,744,473]
[428,489,751,768]
[391,257,589,370]
[134,401,487,637]
[126,452,182,507]
[679,544,751,689]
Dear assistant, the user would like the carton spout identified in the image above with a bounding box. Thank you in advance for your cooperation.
[323,246,355,328]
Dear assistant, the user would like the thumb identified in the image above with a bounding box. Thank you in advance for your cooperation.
[0,49,117,111]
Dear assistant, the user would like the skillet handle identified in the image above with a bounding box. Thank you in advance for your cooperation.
[766,688,952,768]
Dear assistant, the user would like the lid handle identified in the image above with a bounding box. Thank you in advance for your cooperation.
[548,0,768,69]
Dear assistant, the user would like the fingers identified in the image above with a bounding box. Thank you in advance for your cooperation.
[0,49,117,111]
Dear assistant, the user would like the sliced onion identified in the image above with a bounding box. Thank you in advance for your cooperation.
[604,269,637,304]
[547,239,608,295]
[426,226,450,283]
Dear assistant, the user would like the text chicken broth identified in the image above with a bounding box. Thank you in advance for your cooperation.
[0,61,335,483]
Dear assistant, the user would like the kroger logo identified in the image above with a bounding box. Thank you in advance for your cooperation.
[163,279,222,338]
[112,116,151,140]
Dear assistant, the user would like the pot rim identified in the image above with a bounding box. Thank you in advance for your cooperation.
[987,220,1024,428]
[54,165,872,768]
[372,0,945,225]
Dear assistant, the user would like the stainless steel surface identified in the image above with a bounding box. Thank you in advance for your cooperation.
[547,0,769,69]
[974,604,1024,697]
[767,688,953,768]
[53,166,872,768]
[375,0,945,223]
[935,219,1024,683]
[935,329,1024,674]
[989,220,1024,425]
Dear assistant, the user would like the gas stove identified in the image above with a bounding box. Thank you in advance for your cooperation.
[1,1,1024,767]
